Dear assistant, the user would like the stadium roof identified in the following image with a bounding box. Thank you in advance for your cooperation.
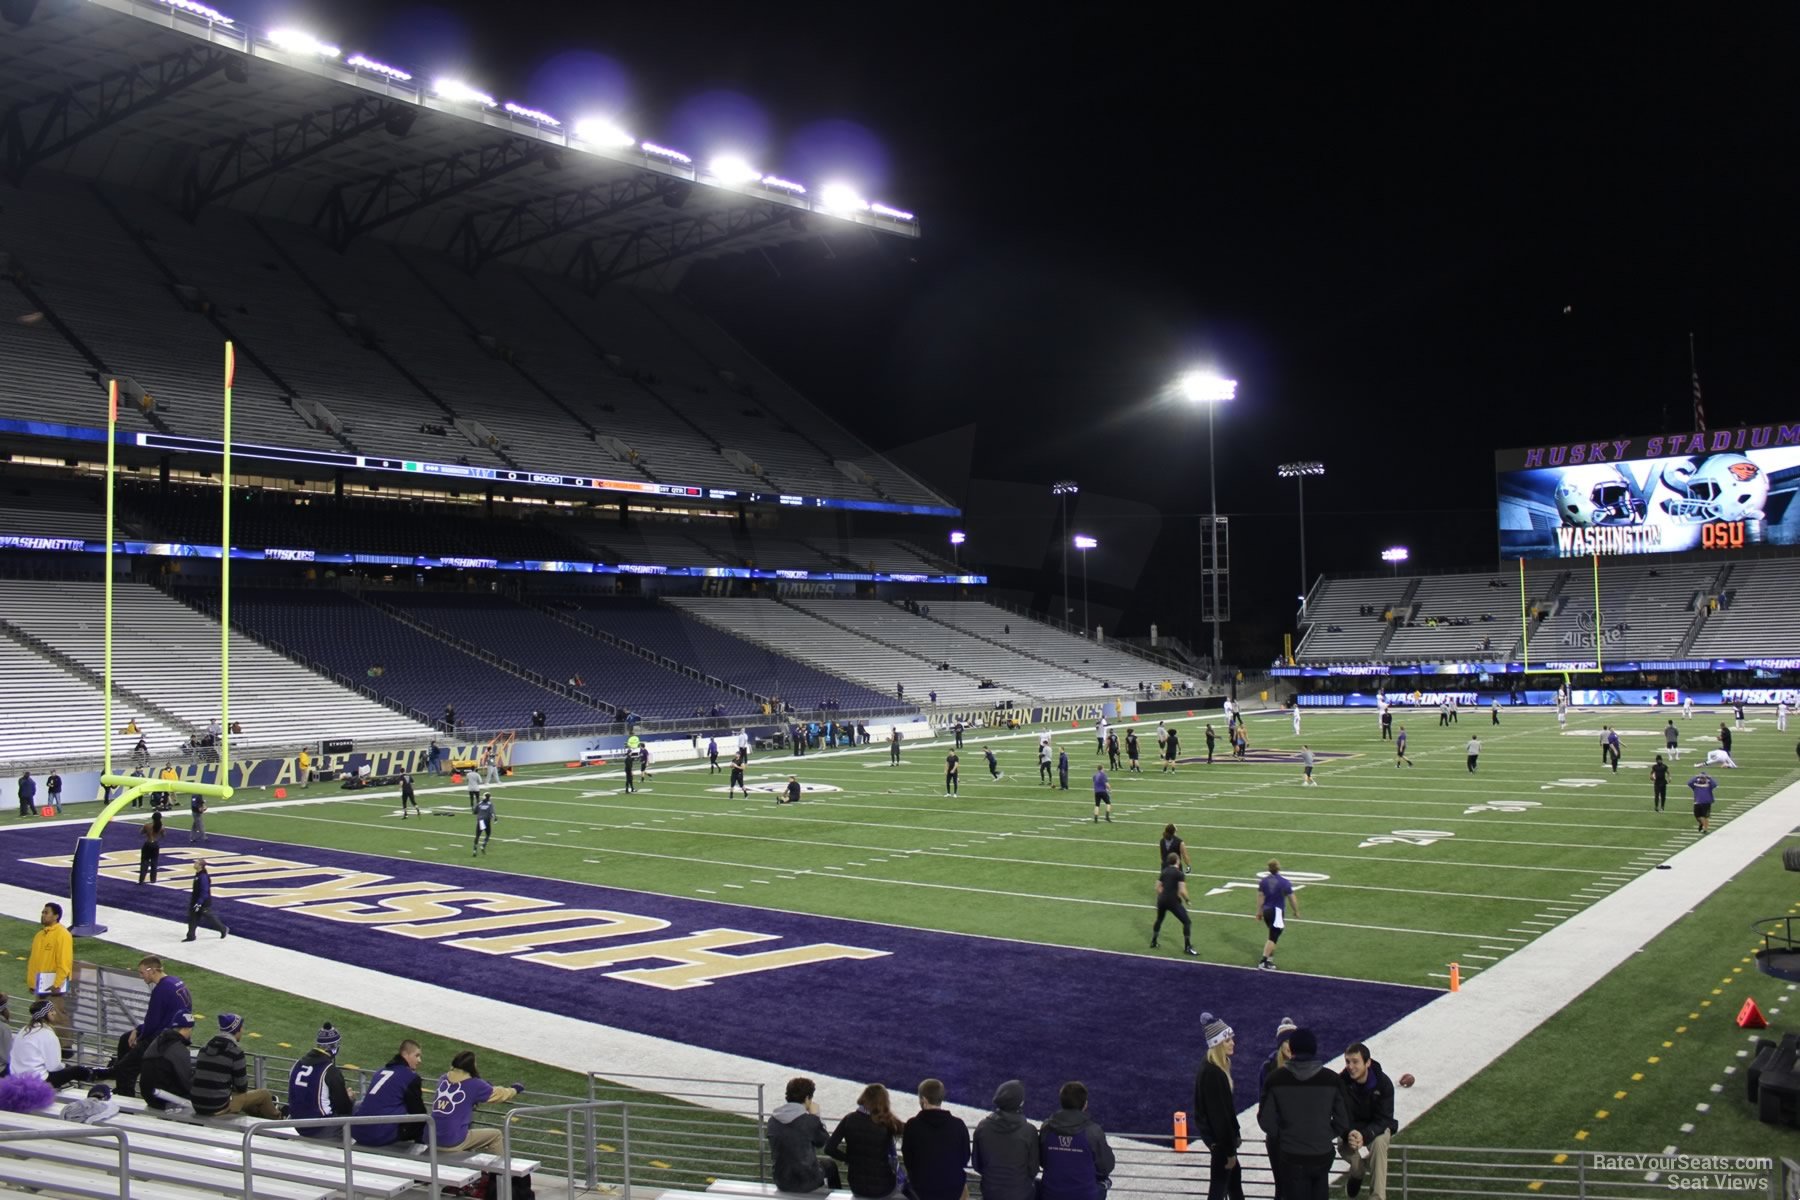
[0,0,920,289]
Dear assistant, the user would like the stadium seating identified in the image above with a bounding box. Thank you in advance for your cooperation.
[0,637,185,764]
[377,592,760,719]
[226,587,597,732]
[555,596,896,710]
[1527,561,1722,660]
[0,475,117,542]
[0,174,944,506]
[1380,570,1561,661]
[1294,577,1418,661]
[667,598,1122,704]
[922,600,1184,687]
[1688,559,1800,656]
[0,579,436,758]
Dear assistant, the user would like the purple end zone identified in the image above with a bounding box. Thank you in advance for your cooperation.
[6,826,1433,1131]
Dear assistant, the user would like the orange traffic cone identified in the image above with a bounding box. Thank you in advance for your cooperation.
[1738,998,1768,1029]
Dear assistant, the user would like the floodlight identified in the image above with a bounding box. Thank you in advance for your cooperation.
[949,531,966,546]
[1051,480,1079,496]
[1277,461,1325,478]
[1179,370,1238,404]
[819,182,868,213]
[870,203,915,222]
[574,118,635,148]
[434,79,496,108]
[761,175,807,194]
[1073,535,1098,550]
[347,53,413,82]
[1381,547,1410,563]
[640,142,693,164]
[709,155,761,185]
[160,0,232,23]
[503,102,560,126]
[268,28,340,58]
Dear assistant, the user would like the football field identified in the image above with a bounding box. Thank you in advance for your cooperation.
[207,706,1798,989]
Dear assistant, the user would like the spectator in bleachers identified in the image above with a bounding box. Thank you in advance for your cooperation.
[353,1039,430,1147]
[1257,1028,1351,1200]
[1340,1041,1399,1200]
[903,1077,971,1200]
[10,997,103,1088]
[138,1011,196,1110]
[767,1076,841,1193]
[191,1013,281,1119]
[1037,1081,1114,1200]
[972,1080,1037,1200]
[1193,1014,1243,1200]
[826,1082,907,1198]
[289,1023,356,1138]
[431,1050,523,1154]
[0,993,12,1066]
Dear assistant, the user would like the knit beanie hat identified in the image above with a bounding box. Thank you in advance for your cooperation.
[218,1013,244,1036]
[992,1080,1025,1113]
[1275,1015,1298,1039]
[1204,1017,1235,1049]
[317,1022,342,1053]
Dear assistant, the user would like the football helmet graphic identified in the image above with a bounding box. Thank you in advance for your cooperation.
[1658,453,1768,522]
[1553,464,1643,527]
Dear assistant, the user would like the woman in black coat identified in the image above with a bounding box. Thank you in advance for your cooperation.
[826,1082,907,1198]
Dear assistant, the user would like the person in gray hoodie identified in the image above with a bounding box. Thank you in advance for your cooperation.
[1256,1028,1351,1200]
[766,1076,840,1193]
[972,1080,1038,1200]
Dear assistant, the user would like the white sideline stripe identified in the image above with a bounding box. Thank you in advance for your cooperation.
[1234,777,1800,1143]
[0,883,992,1140]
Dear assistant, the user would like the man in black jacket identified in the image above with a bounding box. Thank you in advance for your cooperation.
[1257,1029,1350,1200]
[902,1078,971,1200]
[1340,1042,1398,1199]
[765,1077,840,1193]
[973,1080,1037,1200]
[138,1012,196,1110]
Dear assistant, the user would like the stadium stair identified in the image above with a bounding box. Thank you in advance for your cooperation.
[775,595,999,692]
[0,275,173,436]
[249,220,526,472]
[0,616,196,740]
[89,185,363,458]
[522,597,769,708]
[1674,562,1733,657]
[1370,577,1422,658]
[901,600,1117,689]
[356,593,612,718]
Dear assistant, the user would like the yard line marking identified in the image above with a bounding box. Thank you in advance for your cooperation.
[1464,954,1499,961]
[723,883,744,889]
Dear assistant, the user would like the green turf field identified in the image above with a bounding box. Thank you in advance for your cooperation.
[9,704,1799,1161]
[195,708,1800,988]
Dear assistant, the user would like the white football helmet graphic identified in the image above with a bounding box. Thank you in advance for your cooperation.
[1553,464,1642,527]
[1658,454,1768,522]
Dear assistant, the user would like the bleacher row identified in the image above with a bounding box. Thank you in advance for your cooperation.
[1297,558,1800,663]
[0,474,959,576]
[0,577,1160,765]
[0,174,943,509]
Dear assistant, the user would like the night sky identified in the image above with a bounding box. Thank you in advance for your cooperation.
[210,3,1800,656]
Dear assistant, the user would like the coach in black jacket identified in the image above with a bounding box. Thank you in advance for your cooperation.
[1257,1029,1350,1200]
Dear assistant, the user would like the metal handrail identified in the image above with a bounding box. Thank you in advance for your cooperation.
[0,1126,132,1200]
[241,1113,442,1200]
[501,1100,628,1196]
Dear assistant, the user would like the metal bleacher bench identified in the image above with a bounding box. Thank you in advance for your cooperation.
[705,1181,853,1198]
[44,1086,538,1192]
[0,1110,329,1200]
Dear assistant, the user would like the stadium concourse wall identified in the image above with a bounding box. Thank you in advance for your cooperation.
[0,718,939,810]
[1294,687,1789,707]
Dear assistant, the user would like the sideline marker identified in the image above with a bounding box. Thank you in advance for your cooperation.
[1737,998,1768,1029]
[1449,962,1461,992]
[1172,1110,1188,1153]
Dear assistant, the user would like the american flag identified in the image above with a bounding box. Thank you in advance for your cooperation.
[1690,333,1707,433]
